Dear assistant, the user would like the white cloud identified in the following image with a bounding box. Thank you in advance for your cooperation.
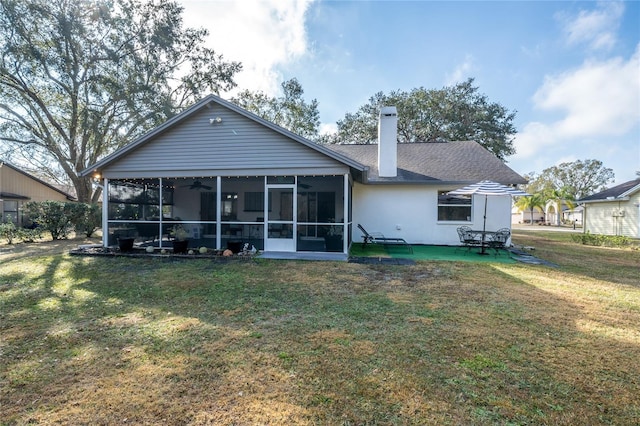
[513,121,558,159]
[535,45,640,138]
[515,44,640,160]
[179,0,314,96]
[559,1,624,51]
[445,54,475,86]
[319,122,338,136]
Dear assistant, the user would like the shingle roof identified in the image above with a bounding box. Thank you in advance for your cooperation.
[579,178,640,202]
[326,141,526,185]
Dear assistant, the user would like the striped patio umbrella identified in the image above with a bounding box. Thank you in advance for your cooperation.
[448,180,530,235]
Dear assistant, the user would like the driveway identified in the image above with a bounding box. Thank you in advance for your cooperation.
[512,224,582,233]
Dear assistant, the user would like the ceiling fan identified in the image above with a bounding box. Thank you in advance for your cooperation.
[181,180,212,190]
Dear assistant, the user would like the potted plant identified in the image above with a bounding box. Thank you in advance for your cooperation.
[170,225,190,254]
[324,225,343,252]
[117,236,135,252]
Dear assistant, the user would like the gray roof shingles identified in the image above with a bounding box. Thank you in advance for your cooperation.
[327,141,526,185]
[579,178,640,202]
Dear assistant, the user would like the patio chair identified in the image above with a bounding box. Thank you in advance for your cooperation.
[357,224,413,253]
[456,225,482,254]
[486,228,511,256]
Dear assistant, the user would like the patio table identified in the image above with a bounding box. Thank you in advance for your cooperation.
[469,230,496,255]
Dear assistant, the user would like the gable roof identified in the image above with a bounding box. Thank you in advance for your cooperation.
[327,141,527,185]
[578,178,640,203]
[0,161,75,200]
[81,95,365,177]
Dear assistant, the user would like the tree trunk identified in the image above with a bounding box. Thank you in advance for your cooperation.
[72,175,93,204]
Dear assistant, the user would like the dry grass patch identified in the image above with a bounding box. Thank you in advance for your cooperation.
[1,233,639,424]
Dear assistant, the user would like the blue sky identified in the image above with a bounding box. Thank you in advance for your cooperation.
[181,0,640,185]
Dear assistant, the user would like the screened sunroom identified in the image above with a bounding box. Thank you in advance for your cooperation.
[105,174,350,253]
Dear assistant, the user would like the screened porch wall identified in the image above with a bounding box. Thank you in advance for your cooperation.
[106,175,347,252]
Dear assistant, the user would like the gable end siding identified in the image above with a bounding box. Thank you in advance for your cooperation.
[0,165,69,202]
[102,107,348,178]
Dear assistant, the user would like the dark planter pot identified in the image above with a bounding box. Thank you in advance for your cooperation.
[117,237,135,252]
[172,239,189,254]
[324,235,343,252]
[227,241,243,254]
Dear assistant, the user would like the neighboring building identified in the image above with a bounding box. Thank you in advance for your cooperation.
[545,200,578,226]
[512,200,580,226]
[512,205,545,225]
[578,179,640,238]
[0,161,75,226]
[81,95,526,257]
[563,205,583,226]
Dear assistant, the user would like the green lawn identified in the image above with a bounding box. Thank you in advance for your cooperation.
[1,231,639,424]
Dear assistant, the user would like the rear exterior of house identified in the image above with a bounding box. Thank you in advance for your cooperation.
[82,95,526,256]
[83,96,359,256]
[0,162,73,226]
[579,179,640,238]
[327,142,522,246]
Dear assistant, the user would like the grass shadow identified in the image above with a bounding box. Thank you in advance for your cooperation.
[1,242,639,424]
[512,230,640,287]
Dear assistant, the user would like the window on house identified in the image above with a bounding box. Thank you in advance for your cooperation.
[438,191,471,221]
[2,201,19,225]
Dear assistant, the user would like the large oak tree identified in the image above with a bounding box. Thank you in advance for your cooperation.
[320,78,517,161]
[525,159,614,200]
[231,78,320,140]
[0,0,241,202]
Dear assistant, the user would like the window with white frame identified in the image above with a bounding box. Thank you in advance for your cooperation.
[438,191,471,221]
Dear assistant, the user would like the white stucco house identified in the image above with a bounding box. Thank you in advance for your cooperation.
[545,199,580,226]
[563,205,583,226]
[578,178,640,238]
[511,206,544,225]
[81,95,526,258]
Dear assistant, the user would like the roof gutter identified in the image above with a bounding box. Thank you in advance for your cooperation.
[580,197,630,204]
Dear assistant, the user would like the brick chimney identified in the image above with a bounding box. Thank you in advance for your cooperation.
[377,106,398,177]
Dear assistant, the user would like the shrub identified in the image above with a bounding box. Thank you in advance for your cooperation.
[0,222,18,244]
[24,201,78,240]
[571,232,631,248]
[16,227,43,243]
[73,203,102,237]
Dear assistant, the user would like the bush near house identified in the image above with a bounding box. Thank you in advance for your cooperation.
[23,201,101,240]
[0,222,18,244]
[0,221,44,244]
[16,227,43,243]
[73,203,102,237]
[571,232,632,248]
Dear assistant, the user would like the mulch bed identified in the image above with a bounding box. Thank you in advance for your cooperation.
[69,245,257,261]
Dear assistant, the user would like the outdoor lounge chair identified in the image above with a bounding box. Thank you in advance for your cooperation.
[357,224,413,253]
